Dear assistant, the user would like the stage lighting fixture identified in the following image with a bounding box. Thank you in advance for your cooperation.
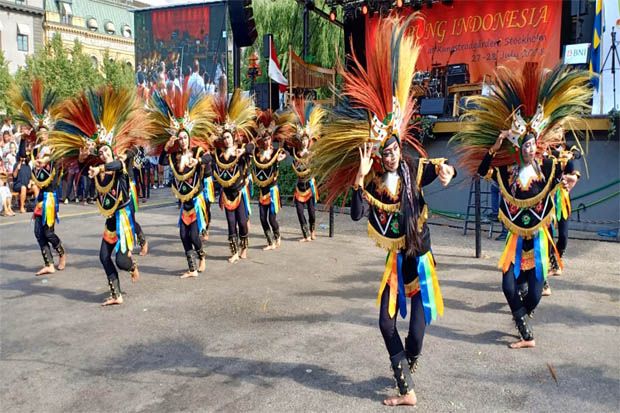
[361,3,369,15]
[329,7,337,21]
[396,0,403,7]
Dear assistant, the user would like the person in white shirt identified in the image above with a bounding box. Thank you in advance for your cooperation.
[187,60,205,99]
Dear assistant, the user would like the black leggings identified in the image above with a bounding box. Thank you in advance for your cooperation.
[379,287,426,358]
[180,220,202,253]
[225,205,249,239]
[99,217,133,284]
[259,203,279,236]
[295,198,316,231]
[502,264,543,318]
[555,217,568,256]
[34,215,62,265]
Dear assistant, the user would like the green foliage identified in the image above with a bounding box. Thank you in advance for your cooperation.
[609,108,619,140]
[102,49,135,91]
[240,0,344,90]
[0,50,12,115]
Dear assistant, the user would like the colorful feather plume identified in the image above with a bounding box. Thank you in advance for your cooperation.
[210,89,256,146]
[311,15,424,205]
[255,109,296,144]
[147,86,216,154]
[50,85,153,165]
[289,96,327,148]
[11,78,59,141]
[451,62,592,175]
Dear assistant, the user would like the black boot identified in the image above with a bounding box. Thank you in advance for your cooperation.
[54,243,65,257]
[108,279,122,299]
[41,246,53,267]
[239,236,249,254]
[301,224,310,239]
[228,236,239,258]
[273,230,281,245]
[390,352,414,396]
[404,337,421,374]
[264,230,274,246]
[137,232,146,248]
[514,313,534,342]
[185,251,197,273]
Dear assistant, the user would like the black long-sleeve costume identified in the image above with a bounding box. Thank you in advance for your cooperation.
[124,148,147,248]
[251,146,283,245]
[290,147,317,239]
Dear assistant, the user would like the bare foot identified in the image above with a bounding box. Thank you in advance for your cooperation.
[240,248,248,259]
[551,268,562,276]
[180,270,198,279]
[139,241,149,256]
[57,254,66,271]
[228,253,239,264]
[36,265,56,276]
[198,258,206,272]
[299,237,311,243]
[202,232,209,241]
[383,391,417,407]
[310,231,316,240]
[19,209,26,214]
[102,295,123,306]
[131,266,140,282]
[263,244,275,251]
[509,339,536,349]
[542,286,551,296]
[275,238,281,248]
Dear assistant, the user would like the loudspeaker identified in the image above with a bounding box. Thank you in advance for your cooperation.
[263,34,271,58]
[228,0,258,47]
[420,97,449,116]
[254,82,279,111]
[446,63,470,86]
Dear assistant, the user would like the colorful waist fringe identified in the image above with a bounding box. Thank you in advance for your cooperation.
[114,206,137,254]
[35,192,59,226]
[554,186,571,221]
[377,250,444,324]
[178,193,208,233]
[269,185,281,215]
[202,176,215,203]
[130,180,139,212]
[241,185,252,216]
[498,227,563,282]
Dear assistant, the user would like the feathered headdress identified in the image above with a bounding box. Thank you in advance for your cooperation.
[50,85,152,164]
[12,79,59,141]
[289,97,326,148]
[451,62,592,174]
[311,15,424,205]
[148,86,215,154]
[210,89,256,145]
[255,109,296,144]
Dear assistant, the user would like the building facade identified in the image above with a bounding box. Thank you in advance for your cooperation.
[0,0,45,73]
[44,0,140,69]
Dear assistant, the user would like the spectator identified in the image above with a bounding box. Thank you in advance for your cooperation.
[3,142,17,174]
[0,171,15,216]
[136,64,146,86]
[13,153,38,213]
[204,73,215,95]
[188,59,205,99]
[1,117,15,135]
[1,130,13,157]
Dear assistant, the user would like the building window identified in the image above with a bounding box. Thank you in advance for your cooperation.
[104,21,115,35]
[15,0,26,5]
[60,2,73,25]
[91,56,98,68]
[87,17,98,32]
[17,34,28,52]
[121,25,131,38]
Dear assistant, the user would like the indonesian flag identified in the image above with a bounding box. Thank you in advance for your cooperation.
[267,35,288,92]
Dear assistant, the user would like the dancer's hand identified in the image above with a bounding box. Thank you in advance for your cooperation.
[358,142,373,178]
[88,165,101,178]
[277,151,287,162]
[491,130,509,153]
[562,173,578,191]
[438,163,455,187]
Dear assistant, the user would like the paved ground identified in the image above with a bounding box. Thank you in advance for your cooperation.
[1,190,619,412]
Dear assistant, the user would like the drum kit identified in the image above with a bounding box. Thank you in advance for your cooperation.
[412,64,447,98]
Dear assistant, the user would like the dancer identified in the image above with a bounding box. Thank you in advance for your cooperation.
[288,98,325,242]
[252,109,293,250]
[120,147,149,256]
[452,62,591,348]
[312,16,456,407]
[209,89,256,263]
[12,79,66,275]
[149,86,215,278]
[51,86,151,305]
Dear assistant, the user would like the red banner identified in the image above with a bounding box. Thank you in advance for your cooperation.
[151,5,210,41]
[366,1,562,83]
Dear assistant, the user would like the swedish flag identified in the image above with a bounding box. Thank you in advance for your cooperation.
[590,0,603,90]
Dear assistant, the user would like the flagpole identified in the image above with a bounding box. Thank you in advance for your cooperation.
[268,35,272,111]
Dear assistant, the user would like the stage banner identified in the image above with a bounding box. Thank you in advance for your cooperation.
[366,1,562,83]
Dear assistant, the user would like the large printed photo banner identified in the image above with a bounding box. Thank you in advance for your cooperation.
[366,0,562,83]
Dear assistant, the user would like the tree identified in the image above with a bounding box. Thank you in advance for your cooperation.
[14,33,103,100]
[102,49,135,91]
[0,50,12,115]
[240,0,344,91]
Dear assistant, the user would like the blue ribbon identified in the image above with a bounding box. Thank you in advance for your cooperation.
[533,231,544,282]
[514,236,523,279]
[396,252,407,319]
